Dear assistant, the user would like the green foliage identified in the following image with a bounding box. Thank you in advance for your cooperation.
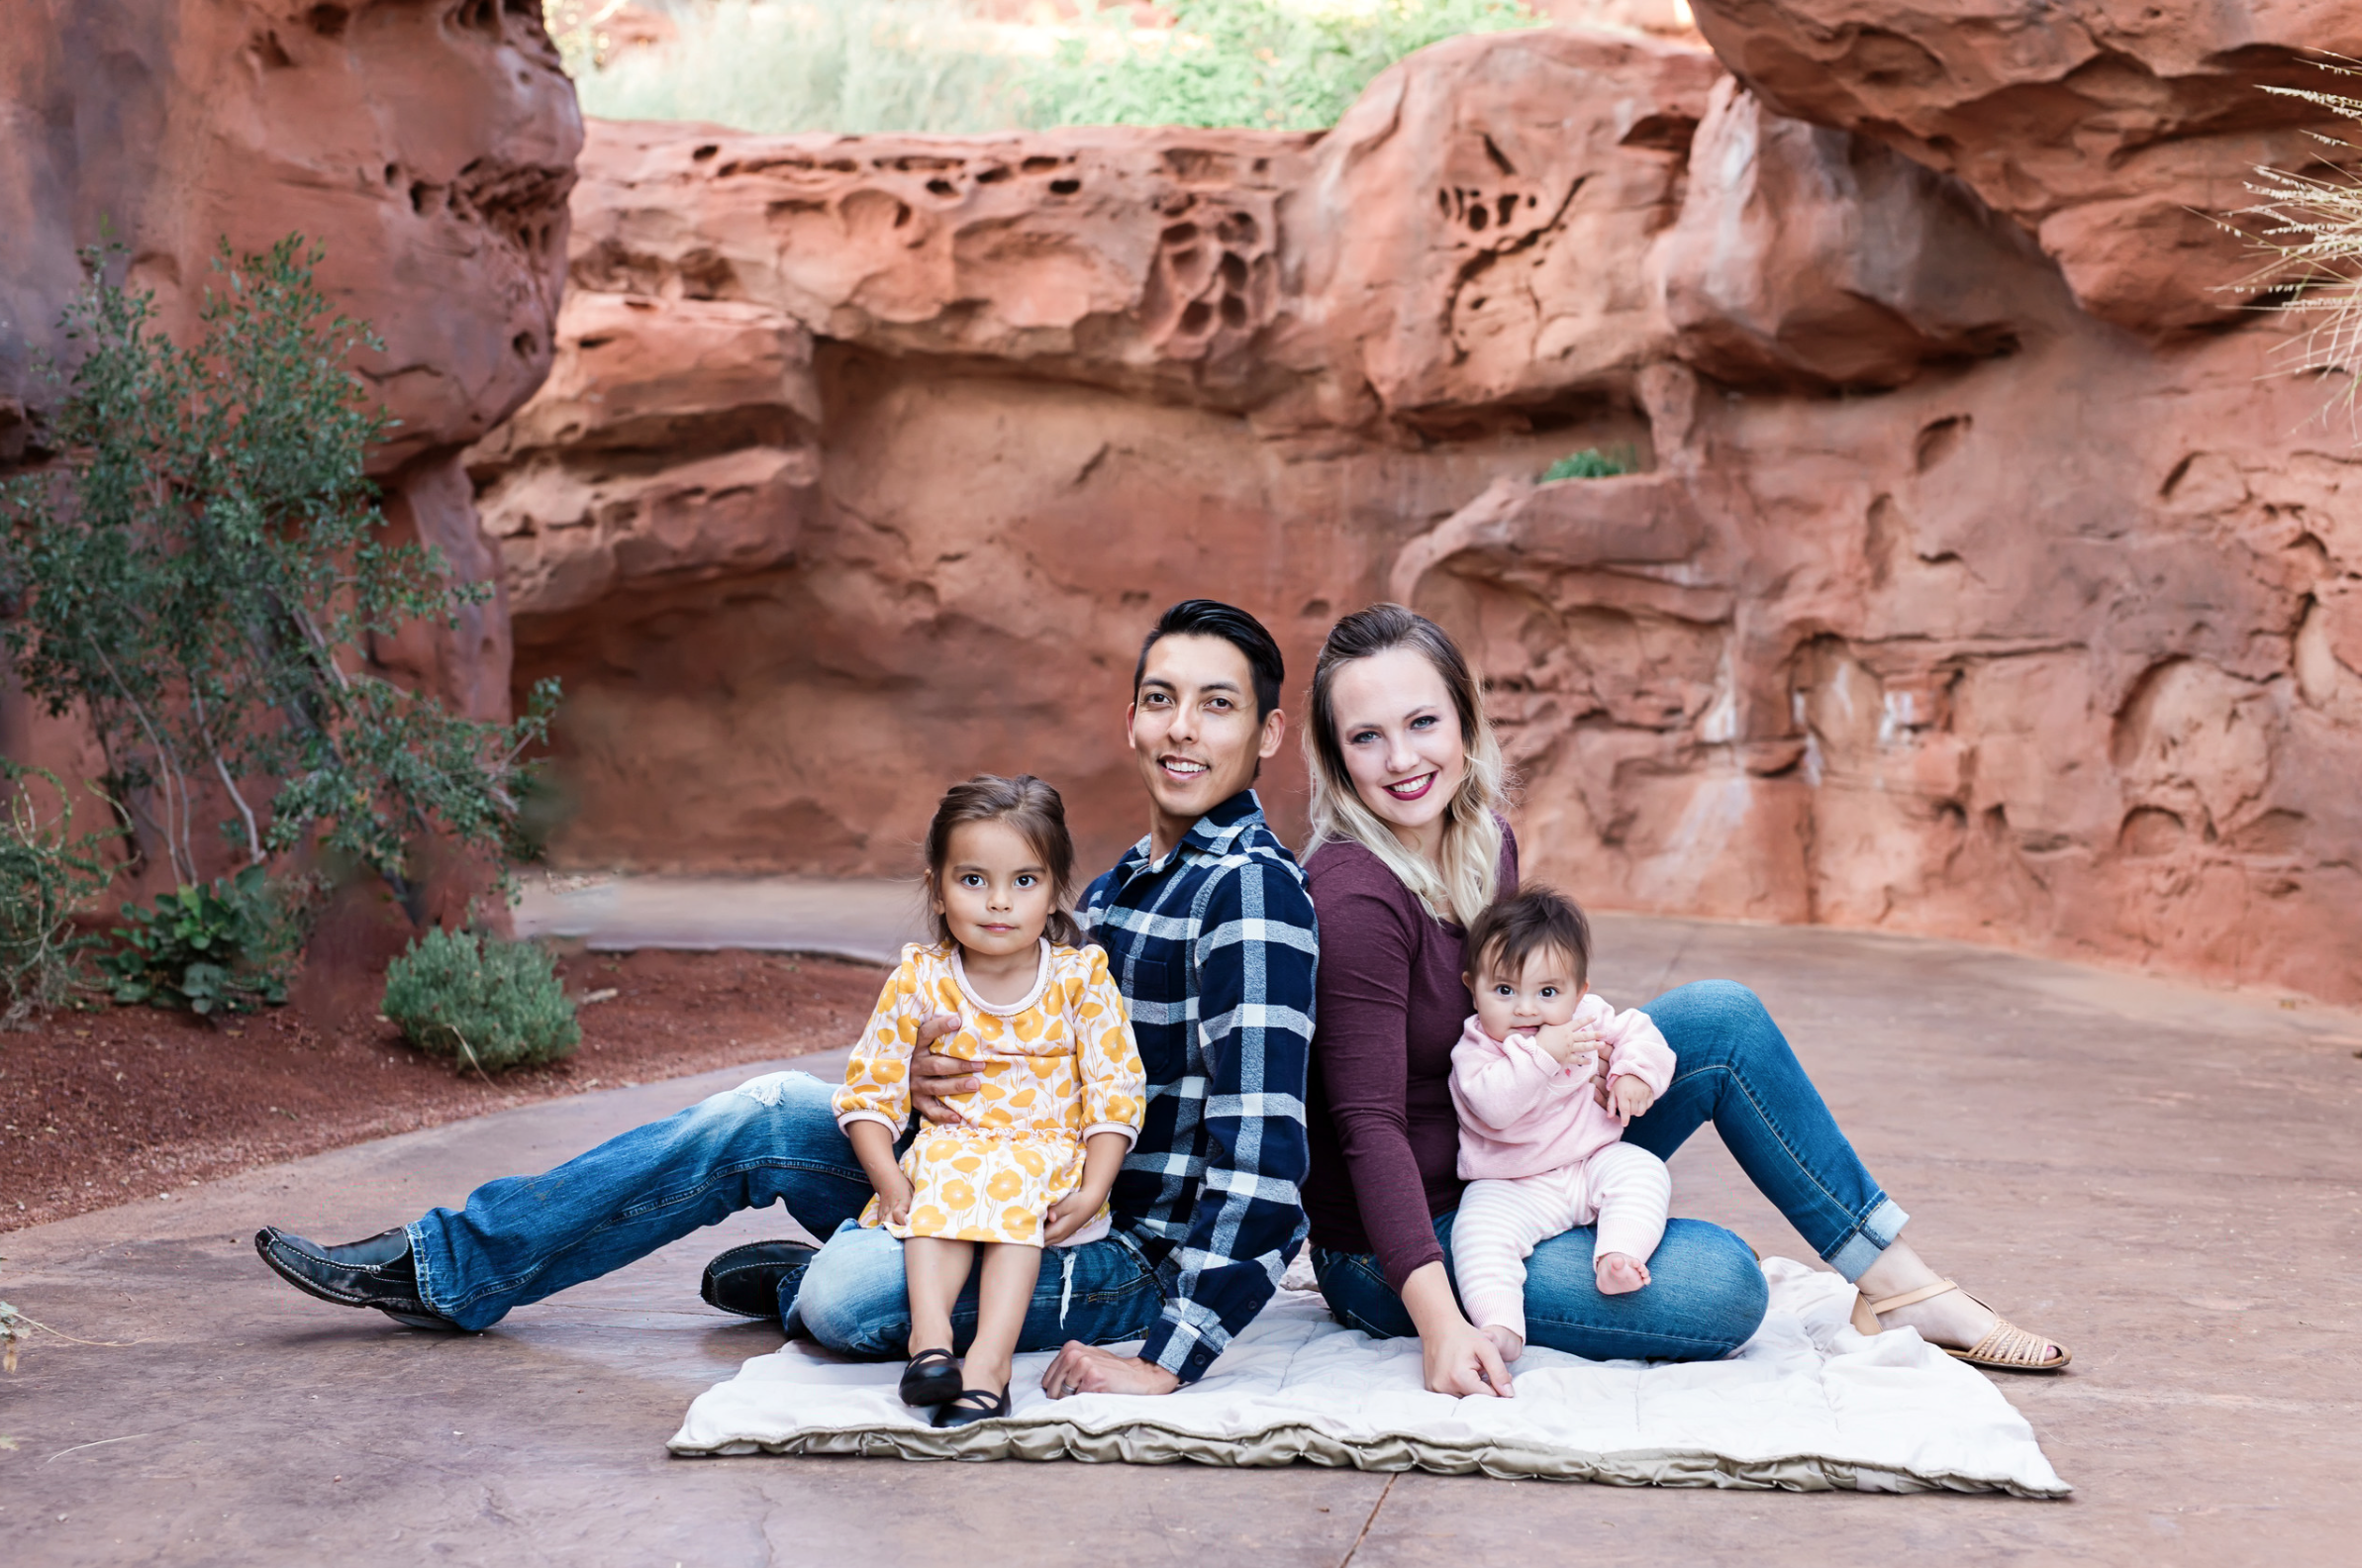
[2225,61,2362,436]
[0,239,558,906]
[98,865,303,1016]
[569,0,1025,135]
[0,763,113,1027]
[1540,444,1639,481]
[553,0,1539,135]
[1025,0,1537,132]
[383,927,581,1073]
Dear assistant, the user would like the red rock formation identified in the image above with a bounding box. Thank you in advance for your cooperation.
[1,1,581,893]
[470,24,2362,1005]
[1685,0,2362,335]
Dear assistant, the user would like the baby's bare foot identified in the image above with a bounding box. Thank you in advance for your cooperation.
[1481,1323,1525,1363]
[1595,1252,1650,1295]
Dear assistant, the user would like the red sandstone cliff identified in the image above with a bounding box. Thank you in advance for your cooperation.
[469,23,2362,1005]
[0,1,582,859]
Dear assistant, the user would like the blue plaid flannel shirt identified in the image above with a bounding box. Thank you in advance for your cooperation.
[1076,789,1318,1383]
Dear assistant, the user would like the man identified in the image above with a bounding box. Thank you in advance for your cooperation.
[256,600,1319,1398]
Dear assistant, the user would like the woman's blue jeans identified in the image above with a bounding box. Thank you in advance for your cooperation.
[1312,979,1907,1361]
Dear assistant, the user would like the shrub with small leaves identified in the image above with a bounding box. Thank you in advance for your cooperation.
[383,928,579,1073]
[99,865,304,1016]
[1540,445,1638,482]
[0,762,113,1028]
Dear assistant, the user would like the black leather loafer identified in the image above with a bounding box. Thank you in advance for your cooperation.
[253,1225,461,1331]
[700,1239,819,1321]
[931,1385,1012,1428]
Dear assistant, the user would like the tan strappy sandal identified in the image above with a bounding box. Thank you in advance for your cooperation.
[1850,1278,2071,1372]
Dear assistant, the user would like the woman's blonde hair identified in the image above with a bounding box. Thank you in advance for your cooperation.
[1303,604,1509,927]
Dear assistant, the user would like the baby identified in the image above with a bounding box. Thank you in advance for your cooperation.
[1448,884,1677,1363]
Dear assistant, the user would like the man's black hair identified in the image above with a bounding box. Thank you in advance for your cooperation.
[1133,599,1286,722]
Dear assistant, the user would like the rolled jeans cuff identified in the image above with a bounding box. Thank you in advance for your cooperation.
[1823,1197,1909,1283]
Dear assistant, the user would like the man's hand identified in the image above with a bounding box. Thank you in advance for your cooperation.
[1042,1188,1108,1246]
[908,1014,977,1125]
[1609,1073,1655,1122]
[1040,1341,1182,1399]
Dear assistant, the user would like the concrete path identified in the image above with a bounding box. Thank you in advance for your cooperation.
[514,873,927,964]
[5,910,2361,1567]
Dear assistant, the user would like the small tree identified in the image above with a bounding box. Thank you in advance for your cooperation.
[0,239,556,912]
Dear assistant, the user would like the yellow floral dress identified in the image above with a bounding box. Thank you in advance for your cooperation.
[834,939,1146,1248]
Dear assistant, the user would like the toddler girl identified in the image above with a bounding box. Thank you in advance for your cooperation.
[1449,885,1677,1363]
[834,774,1146,1427]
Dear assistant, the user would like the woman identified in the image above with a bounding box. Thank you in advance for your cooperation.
[1301,604,2069,1396]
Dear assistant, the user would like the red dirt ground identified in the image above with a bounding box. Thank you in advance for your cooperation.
[0,948,887,1232]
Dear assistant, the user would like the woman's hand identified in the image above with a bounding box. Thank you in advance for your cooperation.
[908,1014,976,1124]
[1590,1032,1623,1109]
[1399,1260,1514,1398]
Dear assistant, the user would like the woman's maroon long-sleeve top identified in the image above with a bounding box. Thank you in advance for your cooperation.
[1302,828,1519,1291]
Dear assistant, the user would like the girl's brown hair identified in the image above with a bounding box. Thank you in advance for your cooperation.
[924,774,1083,948]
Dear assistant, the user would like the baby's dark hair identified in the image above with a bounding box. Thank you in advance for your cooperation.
[1463,884,1592,990]
[923,774,1083,948]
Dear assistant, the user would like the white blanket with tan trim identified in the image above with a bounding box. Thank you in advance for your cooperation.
[667,1257,2070,1497]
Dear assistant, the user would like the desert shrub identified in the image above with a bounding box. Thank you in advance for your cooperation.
[1540,444,1638,481]
[383,928,581,1073]
[0,240,558,912]
[1025,0,1538,132]
[568,0,1024,135]
[0,762,113,1027]
[99,865,305,1016]
[552,0,1540,135]
[2226,61,2362,435]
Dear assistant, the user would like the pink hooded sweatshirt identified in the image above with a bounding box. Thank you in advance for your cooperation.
[1447,991,1677,1182]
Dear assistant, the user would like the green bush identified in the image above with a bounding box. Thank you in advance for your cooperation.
[383,928,580,1074]
[0,240,557,910]
[1540,444,1639,482]
[0,763,113,1027]
[1025,0,1538,133]
[553,0,1540,136]
[99,865,303,1016]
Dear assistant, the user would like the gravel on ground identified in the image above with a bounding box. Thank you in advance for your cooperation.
[0,948,886,1231]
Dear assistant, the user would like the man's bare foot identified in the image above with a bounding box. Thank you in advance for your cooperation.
[1481,1323,1525,1363]
[1595,1252,1650,1295]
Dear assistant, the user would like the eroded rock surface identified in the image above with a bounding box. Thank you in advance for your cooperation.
[1686,0,2362,335]
[2,0,581,745]
[472,22,2359,1006]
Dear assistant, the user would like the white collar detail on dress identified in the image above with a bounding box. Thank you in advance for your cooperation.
[949,938,1052,1018]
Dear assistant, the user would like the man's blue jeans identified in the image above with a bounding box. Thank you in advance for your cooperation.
[1312,980,1907,1361]
[405,1069,1164,1351]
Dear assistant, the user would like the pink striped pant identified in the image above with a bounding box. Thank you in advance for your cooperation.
[1453,1142,1673,1342]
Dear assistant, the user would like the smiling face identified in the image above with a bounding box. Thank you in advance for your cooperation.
[1129,632,1286,857]
[1327,644,1468,860]
[1467,943,1587,1042]
[932,817,1055,962]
